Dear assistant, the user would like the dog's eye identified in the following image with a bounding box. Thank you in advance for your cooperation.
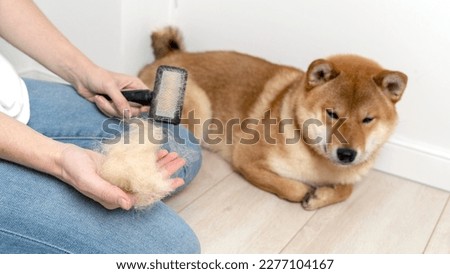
[362,117,374,124]
[326,109,339,119]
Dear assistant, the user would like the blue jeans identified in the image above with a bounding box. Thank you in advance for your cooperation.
[0,79,202,254]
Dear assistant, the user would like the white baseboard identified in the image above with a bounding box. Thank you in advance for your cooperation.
[374,136,450,192]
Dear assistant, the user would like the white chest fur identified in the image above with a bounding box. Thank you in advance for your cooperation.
[267,145,368,186]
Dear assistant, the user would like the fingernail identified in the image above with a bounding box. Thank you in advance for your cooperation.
[122,109,131,119]
[119,197,130,210]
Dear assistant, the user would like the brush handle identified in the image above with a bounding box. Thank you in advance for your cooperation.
[103,89,153,105]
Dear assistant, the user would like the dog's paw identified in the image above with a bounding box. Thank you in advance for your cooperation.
[301,186,334,211]
[301,189,317,210]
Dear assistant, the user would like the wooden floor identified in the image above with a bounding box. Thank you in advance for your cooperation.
[165,150,450,254]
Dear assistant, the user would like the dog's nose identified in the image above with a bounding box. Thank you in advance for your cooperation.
[337,148,357,164]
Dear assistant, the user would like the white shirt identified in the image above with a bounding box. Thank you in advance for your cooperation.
[0,53,30,124]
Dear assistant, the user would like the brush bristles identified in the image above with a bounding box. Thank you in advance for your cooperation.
[150,65,187,124]
[154,70,182,119]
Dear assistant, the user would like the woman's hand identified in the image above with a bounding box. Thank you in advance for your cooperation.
[58,145,185,210]
[73,66,150,118]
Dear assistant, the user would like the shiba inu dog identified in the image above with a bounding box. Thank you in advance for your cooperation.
[138,27,407,210]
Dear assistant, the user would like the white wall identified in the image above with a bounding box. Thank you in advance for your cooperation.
[1,0,449,190]
[0,0,171,76]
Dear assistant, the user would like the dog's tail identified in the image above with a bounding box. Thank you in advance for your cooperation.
[151,26,185,60]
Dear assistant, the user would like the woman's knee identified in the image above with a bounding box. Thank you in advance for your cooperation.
[24,78,115,149]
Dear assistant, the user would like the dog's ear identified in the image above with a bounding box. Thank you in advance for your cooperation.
[373,70,407,103]
[305,59,340,90]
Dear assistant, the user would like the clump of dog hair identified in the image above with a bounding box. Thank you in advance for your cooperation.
[99,121,174,209]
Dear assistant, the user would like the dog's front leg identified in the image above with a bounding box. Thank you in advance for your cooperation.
[301,184,353,210]
[235,161,312,202]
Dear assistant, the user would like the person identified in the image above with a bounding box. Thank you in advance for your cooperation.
[0,0,202,253]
